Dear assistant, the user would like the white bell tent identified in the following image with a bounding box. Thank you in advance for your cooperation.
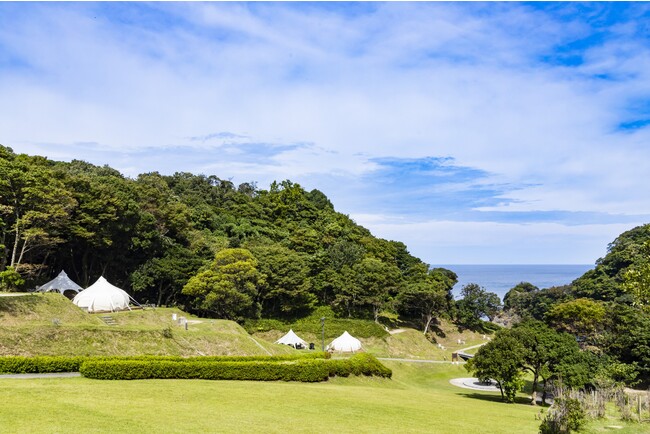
[327,331,362,353]
[72,276,134,313]
[35,270,83,298]
[275,329,308,348]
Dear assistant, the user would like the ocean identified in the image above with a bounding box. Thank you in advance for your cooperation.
[434,264,594,301]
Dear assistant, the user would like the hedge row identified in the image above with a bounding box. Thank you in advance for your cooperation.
[0,355,87,374]
[327,353,392,378]
[0,353,391,382]
[0,353,330,374]
[80,359,330,382]
[79,354,391,382]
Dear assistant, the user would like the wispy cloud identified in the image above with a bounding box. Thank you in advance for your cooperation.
[1,2,649,263]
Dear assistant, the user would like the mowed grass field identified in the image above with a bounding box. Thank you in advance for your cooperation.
[1,362,542,434]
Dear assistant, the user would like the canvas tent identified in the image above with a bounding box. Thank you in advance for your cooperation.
[327,331,362,353]
[35,270,83,299]
[72,276,133,313]
[275,329,308,348]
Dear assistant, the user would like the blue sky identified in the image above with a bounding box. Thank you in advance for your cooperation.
[1,2,650,264]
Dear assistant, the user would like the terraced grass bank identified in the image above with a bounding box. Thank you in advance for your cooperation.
[0,293,291,357]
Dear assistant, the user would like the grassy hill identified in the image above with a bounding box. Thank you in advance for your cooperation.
[1,293,488,360]
[0,293,292,357]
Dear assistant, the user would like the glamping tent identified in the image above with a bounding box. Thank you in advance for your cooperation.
[275,329,308,349]
[72,276,133,313]
[327,331,362,353]
[35,270,83,299]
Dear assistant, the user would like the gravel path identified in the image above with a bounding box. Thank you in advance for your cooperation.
[0,372,81,379]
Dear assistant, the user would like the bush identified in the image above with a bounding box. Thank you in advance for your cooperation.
[80,359,331,382]
[539,397,586,434]
[0,353,331,374]
[0,356,85,374]
[325,354,392,379]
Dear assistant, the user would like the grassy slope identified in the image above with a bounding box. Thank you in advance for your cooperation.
[0,293,292,356]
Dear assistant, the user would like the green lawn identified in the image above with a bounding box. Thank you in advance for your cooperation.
[0,362,544,433]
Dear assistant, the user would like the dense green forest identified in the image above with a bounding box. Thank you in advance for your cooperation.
[0,145,459,328]
[2,144,650,390]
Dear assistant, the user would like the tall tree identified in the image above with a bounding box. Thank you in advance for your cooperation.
[397,268,456,334]
[466,331,526,403]
[248,244,315,318]
[456,283,502,330]
[0,148,74,279]
[182,248,264,320]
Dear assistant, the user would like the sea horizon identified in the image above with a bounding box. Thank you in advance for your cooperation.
[433,264,594,301]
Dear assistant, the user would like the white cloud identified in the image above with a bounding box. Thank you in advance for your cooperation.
[350,215,643,265]
[1,3,649,263]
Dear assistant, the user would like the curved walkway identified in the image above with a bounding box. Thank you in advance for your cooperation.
[449,377,500,392]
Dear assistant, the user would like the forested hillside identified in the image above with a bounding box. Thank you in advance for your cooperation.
[0,145,459,326]
[496,223,650,387]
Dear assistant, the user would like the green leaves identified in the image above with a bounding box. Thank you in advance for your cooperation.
[182,248,264,320]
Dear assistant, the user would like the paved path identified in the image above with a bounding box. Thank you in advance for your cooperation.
[0,372,81,379]
[378,358,464,364]
[449,377,500,392]
[457,342,487,353]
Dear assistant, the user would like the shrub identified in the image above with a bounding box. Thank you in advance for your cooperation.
[0,353,331,374]
[80,359,331,382]
[325,354,392,379]
[0,356,85,374]
[539,397,586,434]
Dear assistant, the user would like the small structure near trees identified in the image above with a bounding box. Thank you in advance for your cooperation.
[72,276,136,313]
[275,329,308,349]
[34,270,83,300]
[327,331,362,353]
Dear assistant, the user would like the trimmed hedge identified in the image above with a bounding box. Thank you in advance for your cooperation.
[0,352,391,382]
[80,359,330,382]
[326,354,392,379]
[0,353,330,374]
[0,356,85,374]
[78,353,391,382]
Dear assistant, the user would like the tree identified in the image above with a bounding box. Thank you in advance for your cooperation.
[466,331,526,403]
[353,257,401,323]
[511,320,583,405]
[503,282,539,314]
[182,248,264,320]
[131,243,206,307]
[456,283,502,330]
[621,241,650,309]
[573,223,650,302]
[0,149,75,279]
[397,268,456,334]
[546,298,606,346]
[248,244,315,318]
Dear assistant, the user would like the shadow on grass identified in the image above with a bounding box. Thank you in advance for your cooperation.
[458,392,532,406]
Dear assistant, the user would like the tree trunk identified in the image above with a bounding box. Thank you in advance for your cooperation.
[423,314,433,334]
[530,372,539,406]
[16,234,31,268]
[10,219,20,267]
